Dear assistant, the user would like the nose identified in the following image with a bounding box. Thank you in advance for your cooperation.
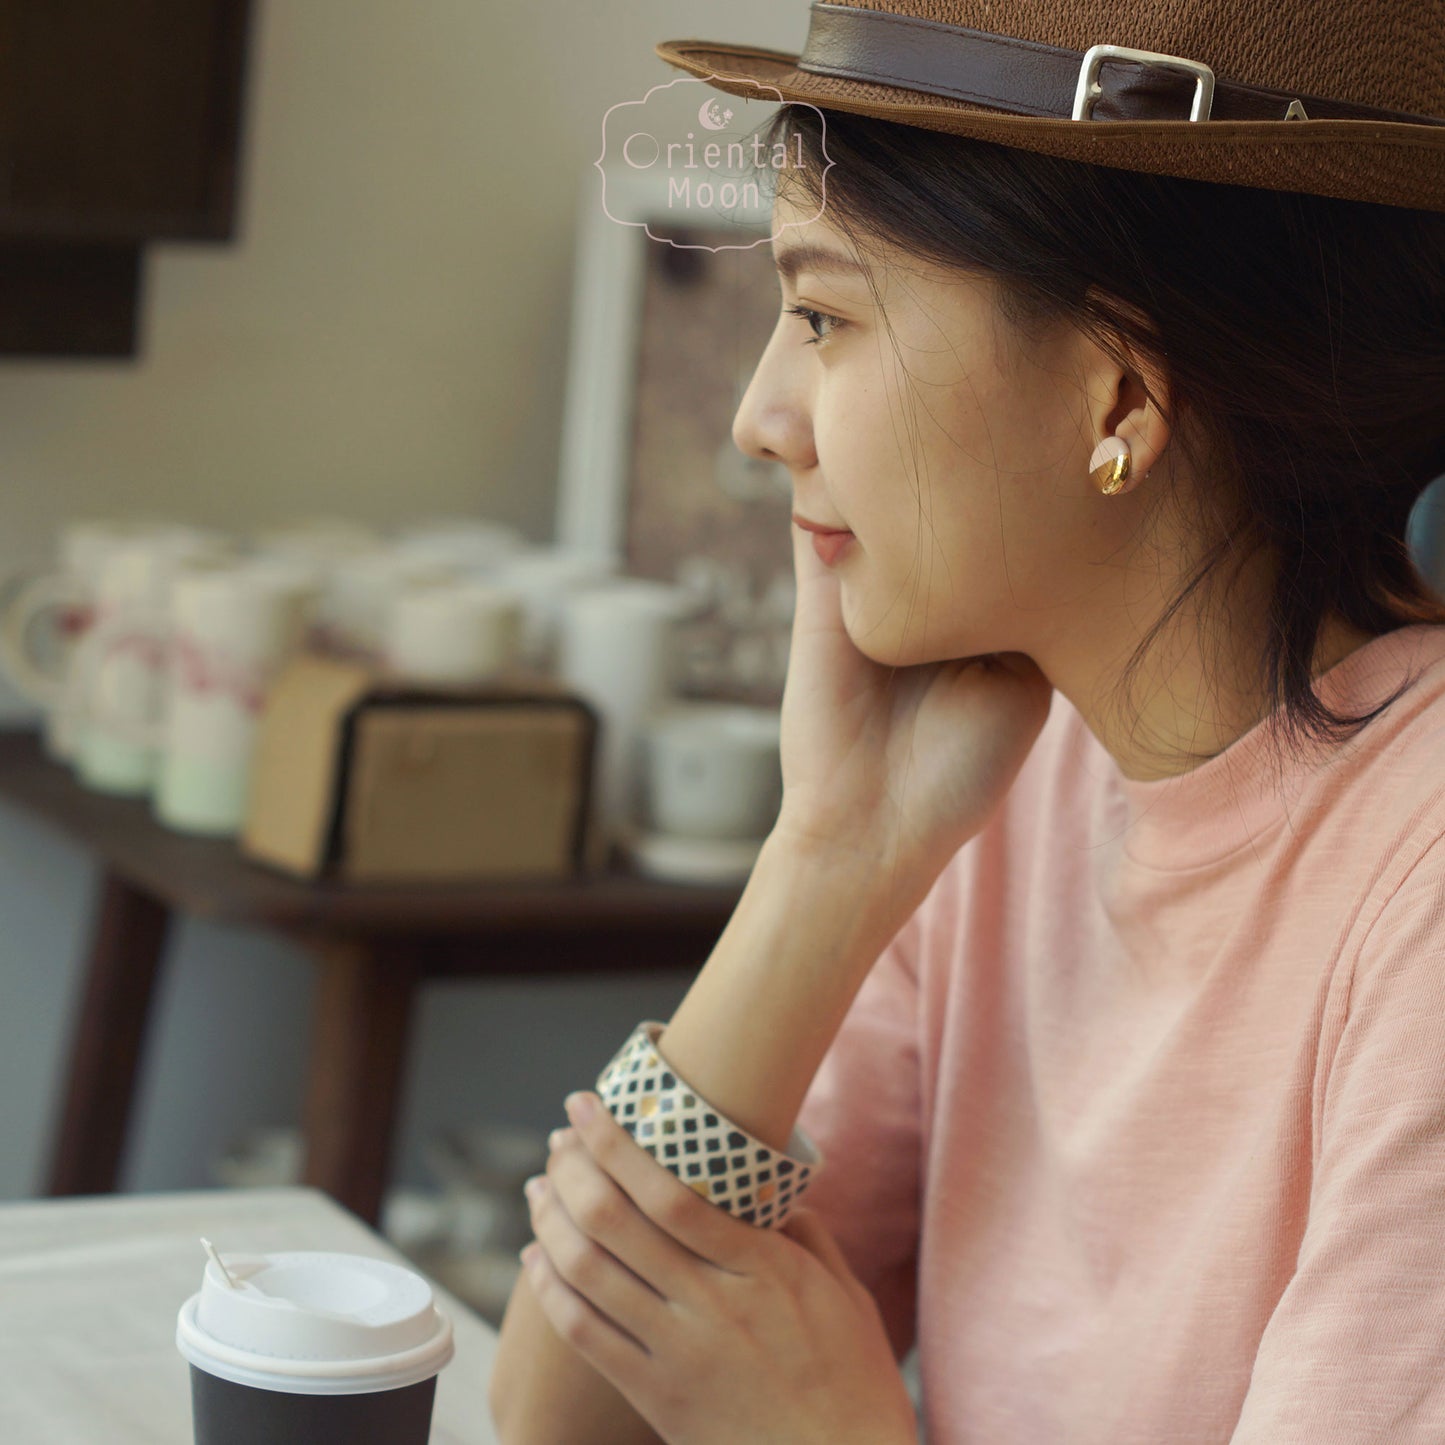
[730,318,816,473]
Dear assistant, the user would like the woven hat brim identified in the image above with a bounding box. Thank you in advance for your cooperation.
[654,38,1445,213]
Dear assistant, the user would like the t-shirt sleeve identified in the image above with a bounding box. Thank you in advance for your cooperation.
[794,908,924,1362]
[1230,834,1445,1442]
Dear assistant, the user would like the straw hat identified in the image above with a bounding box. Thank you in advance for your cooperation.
[654,0,1445,212]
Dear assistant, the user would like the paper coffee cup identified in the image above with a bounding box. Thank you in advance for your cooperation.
[176,1248,454,1445]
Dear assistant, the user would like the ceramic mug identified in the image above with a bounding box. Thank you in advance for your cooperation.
[392,518,527,576]
[382,582,524,686]
[643,703,783,840]
[69,557,316,829]
[0,521,231,765]
[557,579,695,838]
[250,517,382,568]
[492,547,619,670]
[312,549,465,663]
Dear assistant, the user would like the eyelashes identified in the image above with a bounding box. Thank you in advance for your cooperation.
[783,303,845,346]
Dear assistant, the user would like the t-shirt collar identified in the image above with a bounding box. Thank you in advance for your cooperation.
[1104,624,1445,871]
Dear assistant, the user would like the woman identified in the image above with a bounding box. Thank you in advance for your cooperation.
[491,2,1445,1441]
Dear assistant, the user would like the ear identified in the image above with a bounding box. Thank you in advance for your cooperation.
[1077,287,1172,495]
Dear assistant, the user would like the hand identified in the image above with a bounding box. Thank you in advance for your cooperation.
[777,521,1054,901]
[520,1093,920,1445]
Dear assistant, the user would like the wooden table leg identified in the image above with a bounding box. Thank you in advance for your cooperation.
[299,936,420,1226]
[46,871,172,1197]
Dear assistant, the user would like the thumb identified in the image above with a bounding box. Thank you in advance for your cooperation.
[778,1205,860,1288]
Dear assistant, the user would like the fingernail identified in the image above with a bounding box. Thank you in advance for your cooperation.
[524,1175,546,1201]
[547,1127,568,1151]
[564,1091,596,1123]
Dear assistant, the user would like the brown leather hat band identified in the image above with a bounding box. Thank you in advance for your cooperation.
[795,2,1445,127]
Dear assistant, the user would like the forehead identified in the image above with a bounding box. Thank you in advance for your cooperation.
[768,187,991,291]
[768,189,858,263]
[768,205,995,328]
[770,239,871,288]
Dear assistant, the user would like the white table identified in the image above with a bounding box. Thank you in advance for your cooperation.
[0,1186,502,1444]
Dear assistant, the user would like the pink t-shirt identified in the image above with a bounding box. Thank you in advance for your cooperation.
[797,621,1445,1444]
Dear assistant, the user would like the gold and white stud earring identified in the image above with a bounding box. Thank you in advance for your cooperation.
[1089,436,1132,495]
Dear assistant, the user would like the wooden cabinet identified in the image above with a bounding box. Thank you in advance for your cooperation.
[0,0,254,356]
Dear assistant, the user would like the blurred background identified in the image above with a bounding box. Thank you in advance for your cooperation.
[0,0,815,1323]
[0,0,1442,1346]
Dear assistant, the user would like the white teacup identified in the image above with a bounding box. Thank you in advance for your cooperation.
[313,550,464,662]
[643,703,783,841]
[392,518,527,575]
[382,582,523,685]
[250,517,382,567]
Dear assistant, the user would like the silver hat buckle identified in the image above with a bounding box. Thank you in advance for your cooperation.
[1073,44,1217,122]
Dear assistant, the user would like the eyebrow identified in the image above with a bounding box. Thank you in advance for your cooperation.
[771,244,871,285]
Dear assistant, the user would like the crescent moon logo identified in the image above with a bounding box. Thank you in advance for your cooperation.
[698,99,729,131]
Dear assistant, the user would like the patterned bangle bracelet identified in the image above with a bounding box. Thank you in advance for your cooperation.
[594,1020,823,1230]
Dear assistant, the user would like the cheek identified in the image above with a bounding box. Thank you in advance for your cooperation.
[837,433,1075,662]
[839,500,1010,664]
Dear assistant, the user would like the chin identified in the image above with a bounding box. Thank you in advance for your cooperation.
[840,611,950,668]
[840,566,1006,665]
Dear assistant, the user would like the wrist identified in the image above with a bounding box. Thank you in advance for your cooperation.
[749,830,905,959]
[647,826,918,1152]
[761,813,946,943]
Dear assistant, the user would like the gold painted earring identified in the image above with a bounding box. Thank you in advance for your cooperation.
[1089,436,1131,495]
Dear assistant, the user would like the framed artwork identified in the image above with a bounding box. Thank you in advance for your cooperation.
[557,162,794,706]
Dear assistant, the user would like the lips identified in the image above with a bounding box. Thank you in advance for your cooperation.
[809,531,854,565]
[792,513,849,536]
[793,514,854,566]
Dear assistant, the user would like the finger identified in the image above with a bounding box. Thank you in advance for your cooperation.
[527,1169,672,1347]
[544,1133,702,1302]
[519,1238,653,1389]
[564,1092,765,1274]
[778,1205,862,1291]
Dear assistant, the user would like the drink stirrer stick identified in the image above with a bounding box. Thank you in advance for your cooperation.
[200,1237,240,1290]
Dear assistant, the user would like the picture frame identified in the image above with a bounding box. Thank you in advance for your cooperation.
[556,159,796,704]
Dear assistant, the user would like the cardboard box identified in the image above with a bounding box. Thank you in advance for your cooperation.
[240,652,598,883]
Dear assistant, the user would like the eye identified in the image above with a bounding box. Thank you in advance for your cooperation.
[783,303,844,347]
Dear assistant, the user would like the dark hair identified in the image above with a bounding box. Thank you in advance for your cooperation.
[755,103,1445,774]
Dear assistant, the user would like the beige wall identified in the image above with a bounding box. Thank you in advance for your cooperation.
[0,0,802,578]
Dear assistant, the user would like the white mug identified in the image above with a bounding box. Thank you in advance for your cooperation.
[250,517,382,568]
[643,703,783,840]
[557,579,694,839]
[312,549,464,662]
[71,558,317,830]
[392,518,527,575]
[0,520,230,764]
[493,547,619,670]
[382,582,523,686]
[67,533,237,793]
[155,562,318,835]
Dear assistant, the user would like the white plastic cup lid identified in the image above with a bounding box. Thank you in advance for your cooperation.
[176,1250,454,1396]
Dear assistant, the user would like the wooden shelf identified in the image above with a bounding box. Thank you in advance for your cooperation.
[0,724,747,1221]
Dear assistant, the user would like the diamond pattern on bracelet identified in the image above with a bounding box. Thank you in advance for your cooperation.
[594,1020,823,1230]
